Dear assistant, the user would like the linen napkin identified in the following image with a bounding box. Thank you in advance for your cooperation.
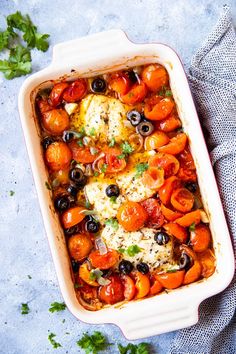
[170,6,236,354]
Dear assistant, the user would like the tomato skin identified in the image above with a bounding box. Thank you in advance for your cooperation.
[190,224,211,252]
[148,153,180,178]
[37,98,52,114]
[120,81,147,105]
[42,109,69,135]
[156,270,185,289]
[45,141,72,171]
[163,222,188,243]
[177,147,197,182]
[68,233,93,261]
[62,79,87,102]
[104,147,126,173]
[144,131,170,150]
[161,204,183,221]
[197,249,216,278]
[141,167,165,189]
[69,140,97,164]
[117,201,148,232]
[50,82,69,106]
[158,133,187,155]
[142,64,168,92]
[170,187,194,213]
[89,249,119,270]
[122,275,136,300]
[149,273,163,295]
[109,73,131,95]
[155,114,181,132]
[98,274,124,305]
[134,272,150,299]
[144,97,174,120]
[141,198,164,229]
[158,176,181,205]
[183,260,202,285]
[61,206,86,228]
[175,210,201,227]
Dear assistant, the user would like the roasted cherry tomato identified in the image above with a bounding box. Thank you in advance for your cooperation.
[141,64,168,92]
[197,249,216,278]
[103,147,127,173]
[183,260,202,285]
[68,233,93,261]
[69,140,97,164]
[141,167,165,189]
[76,278,102,310]
[149,273,163,295]
[177,147,197,182]
[170,187,194,213]
[163,222,188,243]
[161,204,183,221]
[158,176,181,205]
[155,114,181,132]
[120,81,147,105]
[148,153,180,178]
[98,274,124,304]
[134,271,150,299]
[122,275,136,301]
[117,201,148,232]
[49,82,69,106]
[158,133,187,155]
[61,206,86,228]
[51,168,70,185]
[109,72,132,95]
[190,224,211,252]
[41,108,69,135]
[144,131,170,150]
[144,97,174,120]
[89,249,120,270]
[141,198,164,228]
[62,79,87,102]
[45,141,72,171]
[37,98,52,114]
[79,262,99,286]
[175,210,201,227]
[156,270,185,289]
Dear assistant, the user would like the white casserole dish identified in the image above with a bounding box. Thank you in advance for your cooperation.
[18,29,235,340]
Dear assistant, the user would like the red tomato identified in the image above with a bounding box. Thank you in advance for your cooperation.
[117,201,148,232]
[45,141,72,171]
[158,176,181,205]
[163,223,188,243]
[141,167,165,189]
[161,204,183,221]
[155,114,181,132]
[61,206,86,228]
[37,98,52,114]
[170,187,194,212]
[62,79,87,102]
[122,275,136,301]
[69,140,97,164]
[177,147,197,182]
[68,233,93,261]
[141,198,165,228]
[141,64,168,92]
[50,82,69,106]
[158,133,187,155]
[134,272,150,299]
[148,153,180,178]
[156,270,185,289]
[89,249,120,270]
[98,274,124,305]
[104,147,127,173]
[120,81,147,105]
[144,131,170,150]
[41,109,69,135]
[197,249,216,278]
[109,72,132,95]
[144,97,174,120]
[190,224,211,252]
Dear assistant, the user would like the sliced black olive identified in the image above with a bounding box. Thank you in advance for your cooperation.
[64,223,80,236]
[69,168,87,186]
[71,259,80,273]
[179,253,192,270]
[54,194,70,212]
[62,131,74,143]
[42,136,54,150]
[127,110,142,126]
[154,231,170,245]
[85,219,100,233]
[67,184,79,197]
[119,260,134,275]
[91,78,107,93]
[126,70,138,83]
[185,182,197,193]
[137,121,154,136]
[137,262,149,274]
[105,184,120,198]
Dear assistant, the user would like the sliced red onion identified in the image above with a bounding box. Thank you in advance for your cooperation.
[92,152,105,172]
[90,147,99,156]
[95,237,108,255]
[129,133,144,152]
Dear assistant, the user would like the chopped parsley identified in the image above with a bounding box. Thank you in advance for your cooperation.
[135,163,149,178]
[109,137,116,147]
[9,190,15,196]
[48,333,62,349]
[85,200,91,209]
[21,303,30,315]
[77,140,84,147]
[88,127,96,136]
[27,275,32,279]
[165,90,173,97]
[118,245,142,257]
[76,127,86,138]
[158,86,173,97]
[74,283,83,289]
[189,222,196,232]
[100,163,108,173]
[118,141,134,159]
[89,269,103,281]
[94,171,99,177]
[118,342,150,354]
[45,181,52,190]
[49,302,66,313]
[110,196,117,204]
[104,218,119,230]
[77,331,112,354]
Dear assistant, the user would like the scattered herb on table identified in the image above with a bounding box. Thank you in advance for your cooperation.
[135,163,149,178]
[27,275,32,279]
[9,190,15,196]
[104,218,119,230]
[49,302,66,313]
[21,303,30,315]
[77,331,112,354]
[48,333,62,349]
[118,342,150,354]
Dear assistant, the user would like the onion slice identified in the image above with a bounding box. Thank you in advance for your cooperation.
[129,133,144,152]
[95,236,108,255]
[92,152,105,172]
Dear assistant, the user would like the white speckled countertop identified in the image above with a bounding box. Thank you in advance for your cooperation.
[0,1,235,353]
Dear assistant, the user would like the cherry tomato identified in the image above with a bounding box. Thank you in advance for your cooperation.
[98,274,124,304]
[170,187,194,212]
[117,201,148,232]
[120,81,147,105]
[45,141,72,171]
[141,64,168,92]
[177,147,197,182]
[49,82,69,106]
[37,98,52,114]
[158,133,187,155]
[163,222,188,243]
[134,271,150,299]
[69,140,97,164]
[79,262,99,286]
[89,249,120,270]
[104,147,127,173]
[76,278,100,310]
[156,270,185,289]
[183,260,202,285]
[177,167,197,182]
[175,210,201,227]
[149,273,163,295]
[61,206,86,228]
[161,204,183,221]
[51,168,70,186]
[62,79,87,102]
[158,176,181,205]
[141,167,165,189]
[141,198,164,228]
[109,72,132,95]
[122,275,136,301]
[42,108,69,135]
[144,131,170,150]
[155,114,181,132]
[148,153,180,178]
[190,224,211,252]
[144,97,174,120]
[197,249,216,278]
[68,233,93,261]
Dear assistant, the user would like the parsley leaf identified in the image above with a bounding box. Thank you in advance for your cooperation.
[189,222,196,232]
[21,303,30,315]
[49,302,66,313]
[0,44,32,79]
[118,245,142,257]
[88,127,96,136]
[100,163,108,173]
[48,333,62,349]
[118,342,150,354]
[9,190,15,196]
[158,86,172,97]
[104,218,119,230]
[89,269,103,281]
[121,141,134,156]
[110,196,117,204]
[77,331,112,354]
[0,29,13,51]
[135,163,149,178]
[109,137,116,147]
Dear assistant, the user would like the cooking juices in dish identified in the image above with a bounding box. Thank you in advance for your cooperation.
[36,64,216,310]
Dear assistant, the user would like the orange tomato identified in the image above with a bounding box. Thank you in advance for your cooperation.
[177,147,197,182]
[69,140,97,164]
[134,272,150,299]
[144,131,170,150]
[62,79,87,102]
[163,223,188,243]
[51,168,70,185]
[61,206,86,228]
[49,82,69,106]
[120,81,147,105]
[144,97,174,120]
[141,167,165,189]
[177,167,197,182]
[190,224,211,252]
[122,275,136,301]
[183,260,202,285]
[68,233,93,261]
[155,114,181,132]
[117,201,148,232]
[42,108,69,135]
[158,176,181,205]
[149,273,163,295]
[161,204,183,221]
[89,249,120,270]
[158,133,187,155]
[148,153,180,178]
[98,274,124,305]
[79,262,99,286]
[175,210,201,227]
[156,270,185,289]
[109,73,131,95]
[141,198,164,228]
[37,98,52,114]
[170,187,194,212]
[197,249,216,278]
[45,141,72,171]
[141,64,168,91]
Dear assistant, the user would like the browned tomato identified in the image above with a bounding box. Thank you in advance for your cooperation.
[41,109,69,135]
[68,233,93,261]
[49,82,69,106]
[141,198,164,228]
[62,79,87,102]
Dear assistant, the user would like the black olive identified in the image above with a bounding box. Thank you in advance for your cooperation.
[85,219,100,233]
[71,259,80,273]
[105,184,120,198]
[126,70,138,83]
[69,168,87,186]
[154,231,170,245]
[64,223,80,236]
[137,262,149,274]
[137,121,154,136]
[185,182,197,193]
[67,184,79,197]
[54,194,70,212]
[62,131,74,143]
[119,260,134,275]
[42,136,54,150]
[179,253,192,270]
[127,110,142,126]
[91,78,106,93]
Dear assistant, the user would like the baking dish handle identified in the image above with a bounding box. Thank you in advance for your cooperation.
[52,29,134,65]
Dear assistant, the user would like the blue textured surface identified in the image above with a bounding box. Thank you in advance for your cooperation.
[0,1,235,353]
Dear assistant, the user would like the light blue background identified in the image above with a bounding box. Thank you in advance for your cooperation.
[0,1,236,353]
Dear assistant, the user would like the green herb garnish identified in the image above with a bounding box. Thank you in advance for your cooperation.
[45,181,52,190]
[21,303,30,315]
[189,223,196,232]
[135,163,149,178]
[77,331,112,354]
[49,302,66,313]
[118,245,142,257]
[121,141,134,155]
[110,196,117,204]
[48,333,62,349]
[104,218,119,230]
[89,269,103,281]
[88,127,96,136]
[118,342,150,354]
[27,275,32,279]
[165,90,173,97]
[94,171,99,177]
[77,140,84,147]
[0,45,32,79]
[9,190,15,196]
[74,283,83,289]
[85,200,91,209]
[109,137,116,147]
[158,86,172,97]
[100,163,108,173]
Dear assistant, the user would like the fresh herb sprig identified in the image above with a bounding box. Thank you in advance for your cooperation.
[118,141,134,159]
[135,163,149,178]
[118,245,142,257]
[21,303,30,315]
[104,218,119,230]
[49,302,66,313]
[77,331,112,354]
[48,333,62,349]
[118,342,150,354]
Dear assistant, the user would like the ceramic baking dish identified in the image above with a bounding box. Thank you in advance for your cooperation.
[18,29,235,340]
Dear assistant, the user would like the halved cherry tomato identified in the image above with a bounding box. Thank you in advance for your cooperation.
[69,140,97,164]
[177,167,197,182]
[42,108,69,135]
[177,147,197,182]
[98,274,124,304]
[144,131,170,150]
[37,98,52,114]
[175,210,201,227]
[158,133,187,155]
[61,206,86,228]
[62,79,87,102]
[183,260,202,285]
[156,270,185,289]
[89,249,119,270]
[122,275,136,301]
[149,273,163,295]
[104,147,127,173]
[197,249,216,278]
[141,64,168,92]
[51,168,70,185]
[141,167,165,189]
[148,153,180,178]
[158,176,181,205]
[109,72,132,95]
[134,272,150,299]
[117,201,148,232]
[120,81,147,105]
[144,97,174,120]
[45,141,72,171]
[141,198,164,228]
[76,278,101,310]
[49,82,69,106]
[161,204,183,221]
[163,223,188,243]
[68,233,93,261]
[170,187,194,212]
[190,224,211,252]
[155,114,181,132]
[79,262,99,287]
